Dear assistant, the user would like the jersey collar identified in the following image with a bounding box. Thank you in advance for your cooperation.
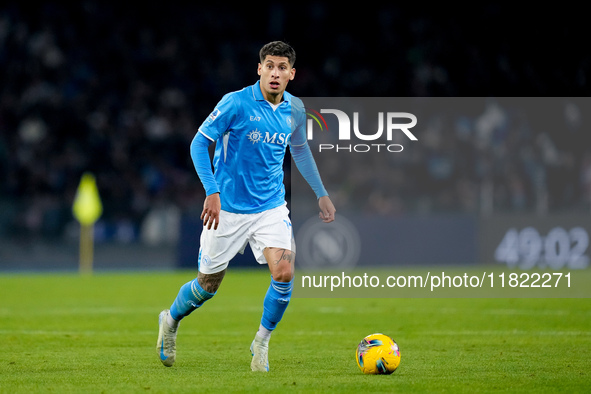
[252,80,291,105]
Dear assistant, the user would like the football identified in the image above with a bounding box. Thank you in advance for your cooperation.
[356,333,401,374]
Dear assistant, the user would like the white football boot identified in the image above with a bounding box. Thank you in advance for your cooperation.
[250,334,270,372]
[157,309,178,367]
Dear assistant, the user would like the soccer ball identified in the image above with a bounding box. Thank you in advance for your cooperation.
[356,333,401,374]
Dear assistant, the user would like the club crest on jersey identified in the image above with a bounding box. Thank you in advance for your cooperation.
[201,254,212,267]
[247,129,290,146]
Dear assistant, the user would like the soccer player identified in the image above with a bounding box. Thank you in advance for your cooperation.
[157,41,336,372]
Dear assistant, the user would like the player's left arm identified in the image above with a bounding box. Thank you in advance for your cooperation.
[318,195,336,223]
[290,142,336,223]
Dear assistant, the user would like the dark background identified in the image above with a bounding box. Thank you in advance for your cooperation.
[0,2,589,250]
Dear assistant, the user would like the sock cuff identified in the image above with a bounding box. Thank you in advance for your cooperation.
[270,278,293,294]
[191,278,215,302]
[169,278,215,321]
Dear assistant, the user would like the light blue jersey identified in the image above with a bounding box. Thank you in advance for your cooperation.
[196,81,308,214]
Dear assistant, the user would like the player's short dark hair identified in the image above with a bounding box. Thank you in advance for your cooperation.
[259,41,296,67]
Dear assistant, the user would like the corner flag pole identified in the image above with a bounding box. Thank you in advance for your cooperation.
[79,223,94,274]
[72,172,103,275]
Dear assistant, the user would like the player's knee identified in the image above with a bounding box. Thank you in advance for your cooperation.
[274,258,294,283]
[272,266,294,283]
[265,247,295,283]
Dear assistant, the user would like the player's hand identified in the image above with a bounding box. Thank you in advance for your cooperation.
[318,195,336,223]
[201,193,221,230]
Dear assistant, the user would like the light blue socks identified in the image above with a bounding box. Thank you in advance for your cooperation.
[260,278,293,331]
[169,276,293,338]
[169,278,215,321]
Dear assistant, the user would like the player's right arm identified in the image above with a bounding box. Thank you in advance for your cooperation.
[190,133,221,230]
[201,192,221,230]
[191,93,237,230]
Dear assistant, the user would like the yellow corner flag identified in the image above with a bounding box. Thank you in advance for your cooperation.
[72,172,103,274]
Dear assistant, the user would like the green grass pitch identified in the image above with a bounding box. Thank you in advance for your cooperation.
[1,268,590,393]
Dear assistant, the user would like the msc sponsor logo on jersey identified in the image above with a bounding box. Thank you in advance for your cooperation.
[247,128,290,146]
[247,128,263,143]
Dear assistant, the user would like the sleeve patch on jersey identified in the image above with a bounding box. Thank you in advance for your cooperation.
[209,109,221,121]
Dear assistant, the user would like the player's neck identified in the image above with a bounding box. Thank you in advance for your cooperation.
[259,85,283,106]
[267,96,282,106]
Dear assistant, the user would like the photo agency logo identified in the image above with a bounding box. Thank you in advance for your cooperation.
[294,98,421,275]
[305,107,418,153]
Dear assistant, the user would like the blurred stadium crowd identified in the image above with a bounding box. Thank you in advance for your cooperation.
[0,3,589,243]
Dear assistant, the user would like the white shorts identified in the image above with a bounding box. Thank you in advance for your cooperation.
[198,203,294,274]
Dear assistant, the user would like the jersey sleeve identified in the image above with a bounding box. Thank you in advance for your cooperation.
[198,92,237,141]
[190,132,219,196]
[291,142,328,199]
[289,96,307,147]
